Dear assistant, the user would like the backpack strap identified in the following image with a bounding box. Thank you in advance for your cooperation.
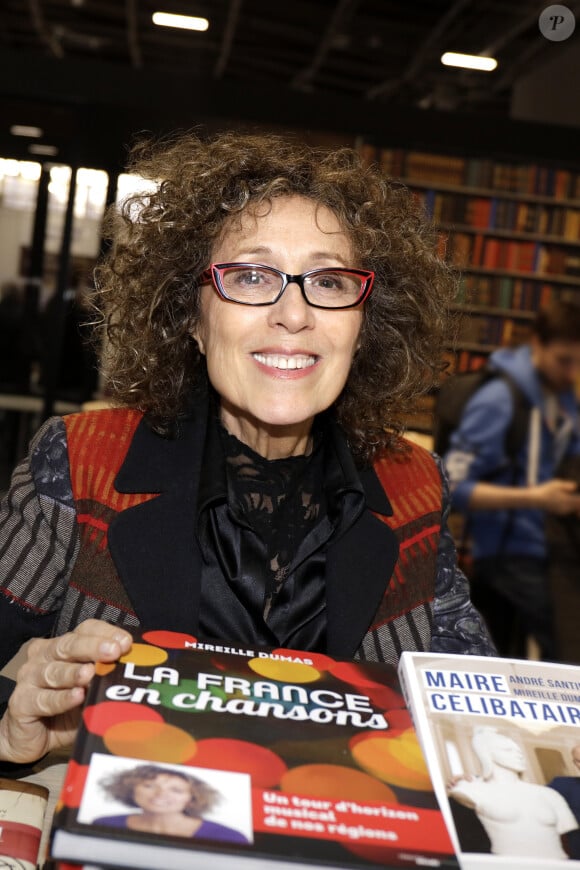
[500,371,531,464]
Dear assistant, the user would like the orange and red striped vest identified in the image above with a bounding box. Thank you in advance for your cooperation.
[63,410,441,644]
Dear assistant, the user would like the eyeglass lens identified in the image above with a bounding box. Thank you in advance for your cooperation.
[216,265,365,307]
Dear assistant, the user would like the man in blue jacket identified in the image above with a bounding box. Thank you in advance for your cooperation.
[444,299,580,660]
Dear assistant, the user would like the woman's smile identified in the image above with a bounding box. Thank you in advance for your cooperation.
[251,351,319,373]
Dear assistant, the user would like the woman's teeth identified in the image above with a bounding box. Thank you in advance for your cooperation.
[253,353,316,370]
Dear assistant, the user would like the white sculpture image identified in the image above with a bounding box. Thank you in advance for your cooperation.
[449,725,578,859]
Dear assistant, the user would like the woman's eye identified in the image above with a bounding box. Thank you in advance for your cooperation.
[311,273,343,290]
[237,270,264,285]
[229,269,276,290]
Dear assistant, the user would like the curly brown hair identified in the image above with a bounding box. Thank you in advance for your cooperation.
[99,764,220,817]
[94,130,457,463]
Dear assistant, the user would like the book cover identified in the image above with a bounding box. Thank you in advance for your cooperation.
[50,631,457,870]
[398,652,580,870]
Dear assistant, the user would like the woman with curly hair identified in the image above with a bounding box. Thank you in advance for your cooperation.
[0,130,494,768]
[92,763,249,842]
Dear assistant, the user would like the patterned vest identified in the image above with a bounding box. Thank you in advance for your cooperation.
[358,447,441,661]
[63,410,441,662]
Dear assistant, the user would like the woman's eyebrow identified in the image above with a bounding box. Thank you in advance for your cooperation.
[227,246,350,265]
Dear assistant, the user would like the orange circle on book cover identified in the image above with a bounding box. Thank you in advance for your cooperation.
[280,763,397,803]
[103,720,197,763]
[271,649,336,671]
[248,657,321,683]
[141,630,197,649]
[119,642,169,666]
[326,660,398,692]
[94,661,116,676]
[349,730,432,790]
[83,701,164,735]
[190,738,287,787]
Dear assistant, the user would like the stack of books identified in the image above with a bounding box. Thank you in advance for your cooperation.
[46,631,580,870]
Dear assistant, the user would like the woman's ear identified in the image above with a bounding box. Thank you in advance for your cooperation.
[191,325,206,355]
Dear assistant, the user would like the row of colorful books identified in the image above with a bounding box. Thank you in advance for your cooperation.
[480,161,578,199]
[457,274,555,312]
[357,144,580,200]
[448,234,580,279]
[418,190,580,240]
[40,632,580,870]
[457,314,532,349]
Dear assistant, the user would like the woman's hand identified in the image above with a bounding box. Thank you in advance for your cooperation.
[0,619,132,764]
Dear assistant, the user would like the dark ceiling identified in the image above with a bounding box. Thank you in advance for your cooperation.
[2,0,580,171]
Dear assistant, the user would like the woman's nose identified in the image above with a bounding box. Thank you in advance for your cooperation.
[267,280,314,330]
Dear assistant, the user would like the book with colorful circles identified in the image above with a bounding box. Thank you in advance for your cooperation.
[50,630,458,870]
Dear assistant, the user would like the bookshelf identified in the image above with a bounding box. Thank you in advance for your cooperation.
[357,144,580,434]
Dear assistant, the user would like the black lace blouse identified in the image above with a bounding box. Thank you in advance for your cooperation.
[221,425,324,621]
[196,411,366,650]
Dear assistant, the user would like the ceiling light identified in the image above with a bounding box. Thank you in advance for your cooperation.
[28,144,59,156]
[10,125,44,138]
[441,52,497,72]
[152,12,209,31]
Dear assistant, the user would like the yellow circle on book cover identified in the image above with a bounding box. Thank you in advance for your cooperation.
[0,777,49,870]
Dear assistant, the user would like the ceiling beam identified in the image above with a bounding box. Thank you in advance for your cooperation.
[214,0,243,79]
[1,48,580,169]
[28,0,64,58]
[366,0,473,100]
[292,0,360,91]
[126,0,143,69]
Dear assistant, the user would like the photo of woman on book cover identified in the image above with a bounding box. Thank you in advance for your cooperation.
[79,755,252,845]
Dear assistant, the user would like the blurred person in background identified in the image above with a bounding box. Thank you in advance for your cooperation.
[444,300,580,660]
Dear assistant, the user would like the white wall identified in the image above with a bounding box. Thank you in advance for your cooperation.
[0,207,35,287]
